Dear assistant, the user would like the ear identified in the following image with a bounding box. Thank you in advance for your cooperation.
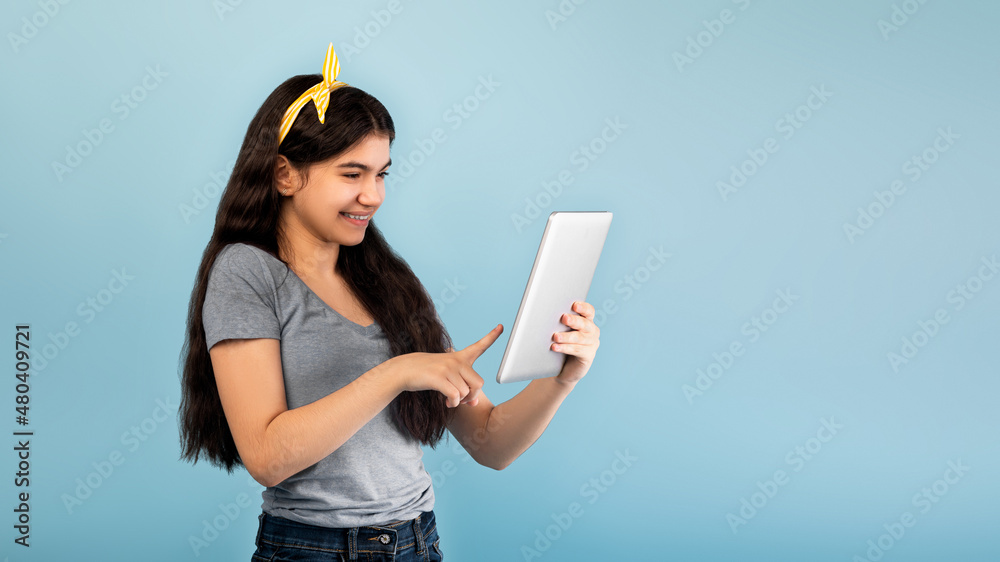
[274,155,303,195]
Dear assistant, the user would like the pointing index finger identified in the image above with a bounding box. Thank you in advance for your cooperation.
[459,323,504,362]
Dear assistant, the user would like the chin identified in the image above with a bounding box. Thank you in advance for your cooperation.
[341,234,366,247]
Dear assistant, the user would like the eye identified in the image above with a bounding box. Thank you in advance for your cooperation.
[343,173,360,179]
[378,170,390,178]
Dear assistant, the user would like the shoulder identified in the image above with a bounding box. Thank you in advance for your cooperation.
[218,242,267,264]
[216,243,287,272]
[211,243,285,289]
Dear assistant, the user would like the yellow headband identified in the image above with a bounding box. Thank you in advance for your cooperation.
[277,43,349,146]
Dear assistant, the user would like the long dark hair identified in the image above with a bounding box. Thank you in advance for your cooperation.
[178,75,454,474]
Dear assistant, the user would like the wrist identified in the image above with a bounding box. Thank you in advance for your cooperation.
[552,374,579,390]
[369,357,404,397]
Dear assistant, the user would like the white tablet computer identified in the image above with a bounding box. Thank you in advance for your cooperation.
[496,211,613,384]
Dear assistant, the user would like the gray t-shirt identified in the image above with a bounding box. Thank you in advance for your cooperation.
[202,242,436,528]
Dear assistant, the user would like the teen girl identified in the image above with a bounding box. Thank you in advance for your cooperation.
[178,43,601,561]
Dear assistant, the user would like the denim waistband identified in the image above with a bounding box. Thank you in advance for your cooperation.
[255,510,436,560]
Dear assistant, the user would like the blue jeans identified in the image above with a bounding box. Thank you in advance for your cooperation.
[251,510,443,561]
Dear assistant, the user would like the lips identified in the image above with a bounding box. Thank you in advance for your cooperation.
[340,212,371,219]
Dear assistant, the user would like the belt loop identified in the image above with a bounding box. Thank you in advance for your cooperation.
[348,526,359,560]
[413,513,426,556]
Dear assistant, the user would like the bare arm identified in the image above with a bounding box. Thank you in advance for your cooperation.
[447,375,576,470]
[210,338,401,487]
[447,301,599,470]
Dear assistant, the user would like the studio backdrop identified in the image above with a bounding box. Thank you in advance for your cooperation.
[2,1,998,560]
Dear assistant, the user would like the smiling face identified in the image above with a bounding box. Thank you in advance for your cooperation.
[276,133,391,251]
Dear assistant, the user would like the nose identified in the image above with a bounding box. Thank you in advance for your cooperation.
[358,174,383,208]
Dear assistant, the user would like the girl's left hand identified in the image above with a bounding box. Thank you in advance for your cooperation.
[551,301,600,386]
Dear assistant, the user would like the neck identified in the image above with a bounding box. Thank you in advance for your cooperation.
[278,220,341,281]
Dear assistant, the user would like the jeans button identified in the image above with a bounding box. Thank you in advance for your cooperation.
[378,533,391,544]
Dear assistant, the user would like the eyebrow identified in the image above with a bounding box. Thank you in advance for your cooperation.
[337,159,391,172]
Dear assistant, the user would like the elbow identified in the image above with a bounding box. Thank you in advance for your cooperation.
[254,470,285,489]
[246,461,275,488]
[246,453,285,488]
[246,423,293,487]
[481,455,512,471]
[471,439,514,470]
[254,472,279,488]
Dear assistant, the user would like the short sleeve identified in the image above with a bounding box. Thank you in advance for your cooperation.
[203,244,281,350]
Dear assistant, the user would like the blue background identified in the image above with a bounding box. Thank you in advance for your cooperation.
[2,1,998,560]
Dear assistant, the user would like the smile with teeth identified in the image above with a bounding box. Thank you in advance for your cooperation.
[341,212,370,220]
